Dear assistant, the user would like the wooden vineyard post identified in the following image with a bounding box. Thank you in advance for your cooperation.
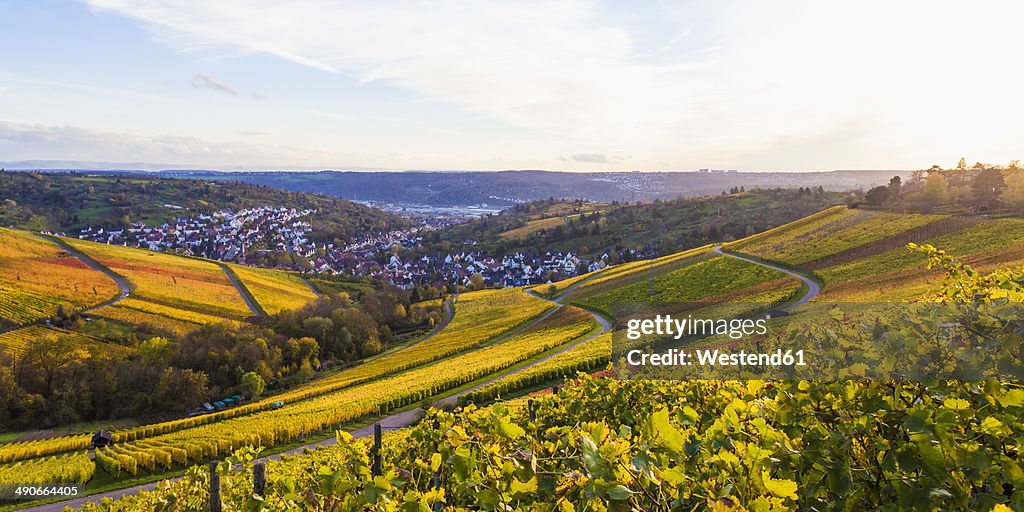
[209,461,221,512]
[528,399,536,421]
[253,461,267,497]
[372,423,383,476]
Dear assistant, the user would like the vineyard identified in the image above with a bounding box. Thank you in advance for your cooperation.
[0,452,93,486]
[4,205,1024,511]
[725,207,944,266]
[459,331,612,405]
[228,265,318,314]
[573,255,793,317]
[0,302,597,491]
[0,229,119,326]
[0,326,130,359]
[0,287,554,469]
[816,218,1024,301]
[61,238,253,322]
[72,374,1024,511]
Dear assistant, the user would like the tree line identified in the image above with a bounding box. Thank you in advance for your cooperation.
[861,158,1024,213]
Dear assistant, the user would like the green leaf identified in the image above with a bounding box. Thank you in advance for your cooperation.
[646,408,685,452]
[494,414,526,440]
[980,416,1008,437]
[998,389,1024,408]
[607,484,634,501]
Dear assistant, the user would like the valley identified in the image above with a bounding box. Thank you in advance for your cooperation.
[0,170,1022,511]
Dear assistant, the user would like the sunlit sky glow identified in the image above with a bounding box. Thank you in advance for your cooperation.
[1,0,1022,171]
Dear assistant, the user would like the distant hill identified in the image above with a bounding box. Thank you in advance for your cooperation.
[0,171,411,244]
[1,167,907,207]
[167,169,905,207]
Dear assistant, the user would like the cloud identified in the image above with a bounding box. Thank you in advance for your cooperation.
[64,0,1024,170]
[251,92,267,100]
[84,0,696,145]
[569,153,624,164]
[0,120,356,169]
[303,109,351,122]
[191,73,237,96]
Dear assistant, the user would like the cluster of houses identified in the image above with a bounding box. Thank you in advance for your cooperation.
[370,250,610,289]
[73,207,316,261]
[67,205,614,289]
[311,225,610,288]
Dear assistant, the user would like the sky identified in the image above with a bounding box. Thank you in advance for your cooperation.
[1,0,1022,172]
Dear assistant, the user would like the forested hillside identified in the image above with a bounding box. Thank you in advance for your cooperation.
[422,188,846,263]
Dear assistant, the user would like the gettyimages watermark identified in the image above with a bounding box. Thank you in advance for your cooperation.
[611,301,1024,381]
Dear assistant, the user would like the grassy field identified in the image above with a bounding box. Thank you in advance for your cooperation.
[62,238,252,322]
[0,229,119,325]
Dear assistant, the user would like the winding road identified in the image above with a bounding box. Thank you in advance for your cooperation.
[712,246,820,308]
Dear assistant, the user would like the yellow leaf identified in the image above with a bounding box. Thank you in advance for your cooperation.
[762,470,798,500]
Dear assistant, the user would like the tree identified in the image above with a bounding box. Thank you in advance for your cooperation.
[154,368,209,413]
[469,273,485,290]
[888,175,902,197]
[864,185,891,206]
[956,157,968,171]
[972,168,1006,209]
[240,371,266,399]
[18,335,86,397]
[922,172,950,205]
[1001,169,1024,207]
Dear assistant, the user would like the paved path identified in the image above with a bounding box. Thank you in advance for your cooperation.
[712,246,820,308]
[41,235,131,310]
[297,276,321,297]
[217,263,263,317]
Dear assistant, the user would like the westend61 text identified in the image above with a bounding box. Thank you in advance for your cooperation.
[626,348,807,367]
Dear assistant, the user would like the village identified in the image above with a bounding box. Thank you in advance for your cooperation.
[65,206,611,289]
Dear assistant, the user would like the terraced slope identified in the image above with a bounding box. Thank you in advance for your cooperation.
[0,229,119,326]
[573,255,799,317]
[0,325,131,359]
[725,206,945,266]
[228,264,318,315]
[815,217,1024,301]
[61,238,252,330]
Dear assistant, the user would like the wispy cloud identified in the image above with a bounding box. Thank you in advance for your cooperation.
[84,0,696,145]
[0,120,354,169]
[191,73,237,96]
[568,153,624,164]
[0,72,176,103]
[303,109,351,122]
